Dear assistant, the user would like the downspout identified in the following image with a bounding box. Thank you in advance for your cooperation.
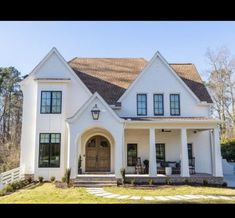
[122,121,126,170]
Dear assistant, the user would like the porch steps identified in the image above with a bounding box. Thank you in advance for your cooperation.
[73,175,117,187]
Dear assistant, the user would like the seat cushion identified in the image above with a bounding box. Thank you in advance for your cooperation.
[168,162,176,168]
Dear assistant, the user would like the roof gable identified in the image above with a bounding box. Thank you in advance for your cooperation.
[69,55,213,104]
[66,92,123,123]
[20,48,91,95]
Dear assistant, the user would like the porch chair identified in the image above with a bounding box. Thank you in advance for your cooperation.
[189,157,195,174]
[135,157,144,174]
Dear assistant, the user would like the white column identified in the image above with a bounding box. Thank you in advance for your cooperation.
[212,127,223,177]
[114,129,124,178]
[180,128,189,177]
[149,128,157,177]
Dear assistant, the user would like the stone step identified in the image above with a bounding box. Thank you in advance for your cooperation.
[74,180,117,184]
[74,181,117,187]
[75,176,116,182]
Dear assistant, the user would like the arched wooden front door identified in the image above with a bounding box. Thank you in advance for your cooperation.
[85,135,110,172]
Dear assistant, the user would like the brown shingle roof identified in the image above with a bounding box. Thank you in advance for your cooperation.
[68,58,213,104]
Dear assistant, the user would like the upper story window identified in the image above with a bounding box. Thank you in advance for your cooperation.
[170,94,180,116]
[41,91,62,114]
[153,94,164,116]
[137,94,147,116]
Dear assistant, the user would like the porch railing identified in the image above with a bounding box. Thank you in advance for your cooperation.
[0,165,25,190]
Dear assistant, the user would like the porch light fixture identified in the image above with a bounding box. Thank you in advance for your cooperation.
[91,104,100,120]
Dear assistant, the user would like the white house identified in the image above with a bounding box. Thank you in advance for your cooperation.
[19,48,223,183]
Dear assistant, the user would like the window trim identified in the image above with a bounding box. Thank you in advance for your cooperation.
[155,143,165,162]
[169,93,181,116]
[153,93,164,116]
[40,91,62,114]
[39,133,61,168]
[127,143,138,167]
[136,93,147,116]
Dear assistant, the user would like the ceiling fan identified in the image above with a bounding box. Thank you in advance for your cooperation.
[161,129,172,132]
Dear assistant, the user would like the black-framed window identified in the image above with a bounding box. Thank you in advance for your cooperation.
[137,94,147,116]
[187,143,193,159]
[153,94,164,115]
[41,91,62,114]
[170,94,180,115]
[156,143,165,161]
[39,133,61,168]
[127,144,137,166]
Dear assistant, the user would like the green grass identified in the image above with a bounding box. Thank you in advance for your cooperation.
[0,183,235,204]
[105,185,235,197]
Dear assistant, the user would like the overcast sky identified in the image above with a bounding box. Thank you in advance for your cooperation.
[1,21,235,80]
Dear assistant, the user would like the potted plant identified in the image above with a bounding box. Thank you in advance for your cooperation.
[143,159,149,174]
[78,155,82,174]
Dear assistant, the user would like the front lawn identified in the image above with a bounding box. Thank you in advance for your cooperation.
[0,183,235,203]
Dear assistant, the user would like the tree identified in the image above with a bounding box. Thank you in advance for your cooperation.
[206,47,235,138]
[0,67,22,172]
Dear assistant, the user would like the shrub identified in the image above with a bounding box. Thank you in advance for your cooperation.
[222,182,228,187]
[203,179,208,186]
[62,176,66,183]
[27,176,33,183]
[131,178,136,185]
[65,168,71,186]
[0,190,5,196]
[184,178,189,184]
[221,138,235,162]
[120,168,126,185]
[11,181,19,190]
[50,176,56,182]
[4,184,13,193]
[148,179,153,185]
[19,180,26,188]
[78,155,82,174]
[38,176,44,183]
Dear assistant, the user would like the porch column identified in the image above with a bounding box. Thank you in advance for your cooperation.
[149,128,157,177]
[212,127,223,177]
[114,129,124,178]
[180,128,189,177]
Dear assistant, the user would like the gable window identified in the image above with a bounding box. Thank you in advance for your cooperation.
[137,94,147,116]
[39,133,61,168]
[156,143,165,162]
[170,94,180,116]
[153,94,164,116]
[41,91,62,114]
[127,144,137,166]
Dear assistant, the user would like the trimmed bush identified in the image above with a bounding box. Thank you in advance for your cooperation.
[11,181,19,190]
[148,179,153,185]
[50,176,56,182]
[62,176,66,183]
[222,182,228,187]
[120,168,126,185]
[203,179,208,186]
[184,178,189,185]
[131,178,136,185]
[38,176,44,183]
[65,168,71,186]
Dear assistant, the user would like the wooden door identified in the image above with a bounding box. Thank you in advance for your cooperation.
[86,136,110,172]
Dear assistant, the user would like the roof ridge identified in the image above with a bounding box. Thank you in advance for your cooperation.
[169,63,193,65]
[71,57,147,60]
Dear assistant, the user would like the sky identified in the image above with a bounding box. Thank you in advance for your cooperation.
[1,21,235,80]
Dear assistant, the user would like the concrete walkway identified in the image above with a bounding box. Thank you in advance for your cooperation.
[86,188,235,202]
[224,175,235,188]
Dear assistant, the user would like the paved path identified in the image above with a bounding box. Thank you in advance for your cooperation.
[224,175,235,188]
[86,188,235,202]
